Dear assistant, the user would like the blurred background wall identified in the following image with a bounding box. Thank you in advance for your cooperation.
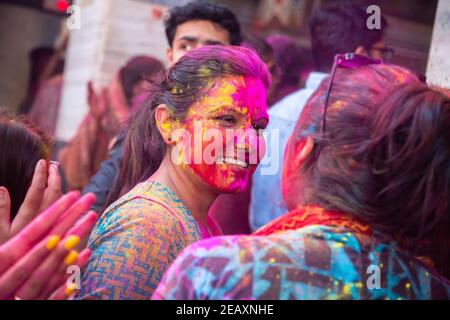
[0,2,62,110]
[427,0,450,87]
[0,0,445,141]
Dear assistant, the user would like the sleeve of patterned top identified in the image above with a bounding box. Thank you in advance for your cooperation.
[153,225,450,300]
[76,197,189,299]
[152,226,369,300]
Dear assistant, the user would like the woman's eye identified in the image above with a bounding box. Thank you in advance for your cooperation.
[216,115,236,125]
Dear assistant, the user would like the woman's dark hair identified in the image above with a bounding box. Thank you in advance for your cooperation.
[119,56,165,105]
[310,2,388,71]
[105,45,270,209]
[0,110,51,220]
[164,0,242,47]
[285,64,450,277]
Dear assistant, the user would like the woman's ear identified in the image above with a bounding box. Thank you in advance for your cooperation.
[281,135,314,210]
[282,135,314,175]
[292,136,314,168]
[154,104,175,145]
[355,45,368,57]
[166,48,174,66]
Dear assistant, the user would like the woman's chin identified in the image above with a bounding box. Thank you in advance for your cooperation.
[211,182,247,194]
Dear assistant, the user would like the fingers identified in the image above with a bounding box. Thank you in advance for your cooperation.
[9,160,48,237]
[13,233,83,300]
[37,211,97,299]
[76,248,92,268]
[13,209,96,301]
[87,81,95,105]
[0,210,96,300]
[102,87,110,106]
[0,187,11,244]
[0,235,57,299]
[66,210,97,238]
[88,81,106,120]
[39,162,62,211]
[96,87,108,117]
[40,248,91,300]
[48,284,74,300]
[49,193,96,237]
[0,191,80,269]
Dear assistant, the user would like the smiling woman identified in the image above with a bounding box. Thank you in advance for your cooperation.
[75,45,271,299]
[171,75,268,193]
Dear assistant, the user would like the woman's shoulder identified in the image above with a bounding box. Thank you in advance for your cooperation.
[101,181,183,220]
[89,181,191,247]
[78,182,199,300]
[177,225,354,262]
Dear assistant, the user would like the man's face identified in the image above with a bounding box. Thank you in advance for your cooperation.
[356,39,394,63]
[167,19,231,65]
[355,39,393,63]
[368,39,387,61]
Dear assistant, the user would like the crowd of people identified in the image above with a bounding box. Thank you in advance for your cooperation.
[0,0,449,300]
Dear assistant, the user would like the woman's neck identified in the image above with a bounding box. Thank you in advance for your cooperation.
[150,156,218,225]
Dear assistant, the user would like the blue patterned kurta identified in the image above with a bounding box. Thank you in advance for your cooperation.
[76,180,220,300]
[153,225,450,300]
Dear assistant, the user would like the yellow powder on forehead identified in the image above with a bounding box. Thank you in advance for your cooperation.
[187,76,245,116]
[241,106,249,116]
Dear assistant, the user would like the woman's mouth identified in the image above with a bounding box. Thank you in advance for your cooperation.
[215,157,249,169]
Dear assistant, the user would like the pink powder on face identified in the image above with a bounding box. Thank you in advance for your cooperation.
[182,75,268,193]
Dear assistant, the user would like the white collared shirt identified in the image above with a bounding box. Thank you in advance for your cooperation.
[249,72,328,232]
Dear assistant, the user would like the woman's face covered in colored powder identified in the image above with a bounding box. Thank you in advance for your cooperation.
[171,75,268,193]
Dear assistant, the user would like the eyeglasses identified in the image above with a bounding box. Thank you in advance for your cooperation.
[369,46,395,63]
[321,53,381,135]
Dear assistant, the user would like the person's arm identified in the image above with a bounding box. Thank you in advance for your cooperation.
[81,131,125,213]
[57,116,94,191]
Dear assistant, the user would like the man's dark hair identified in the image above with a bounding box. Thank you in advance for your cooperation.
[164,0,242,47]
[310,2,388,71]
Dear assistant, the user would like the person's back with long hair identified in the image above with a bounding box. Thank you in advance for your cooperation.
[283,64,450,278]
[0,110,50,220]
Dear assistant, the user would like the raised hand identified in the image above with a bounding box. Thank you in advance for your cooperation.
[0,191,97,300]
[87,81,107,120]
[0,159,62,244]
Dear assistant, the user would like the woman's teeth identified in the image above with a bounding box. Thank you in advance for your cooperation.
[216,158,248,168]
